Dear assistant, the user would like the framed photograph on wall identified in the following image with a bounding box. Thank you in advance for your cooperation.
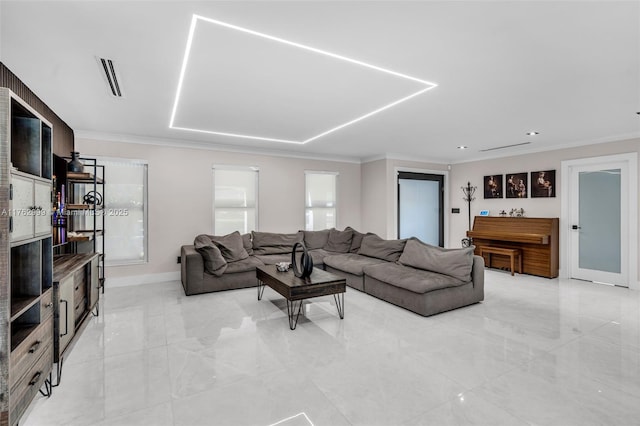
[531,170,556,197]
[484,175,503,198]
[506,172,528,198]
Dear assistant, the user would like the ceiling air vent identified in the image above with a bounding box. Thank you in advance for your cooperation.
[98,58,123,97]
[479,142,531,152]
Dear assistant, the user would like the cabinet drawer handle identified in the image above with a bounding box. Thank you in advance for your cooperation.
[60,299,69,337]
[28,340,41,353]
[44,302,53,308]
[29,371,42,386]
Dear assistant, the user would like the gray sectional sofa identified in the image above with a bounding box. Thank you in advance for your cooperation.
[180,227,484,317]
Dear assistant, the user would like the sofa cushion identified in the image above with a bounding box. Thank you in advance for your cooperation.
[346,226,365,253]
[358,235,407,262]
[252,231,303,255]
[255,249,326,267]
[303,229,331,250]
[324,228,354,253]
[194,235,227,276]
[224,255,264,274]
[211,231,249,263]
[398,239,474,283]
[323,253,387,276]
[242,233,254,256]
[254,254,291,265]
[308,248,332,266]
[364,262,468,294]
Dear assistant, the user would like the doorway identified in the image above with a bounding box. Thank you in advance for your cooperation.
[397,171,444,246]
[561,153,638,288]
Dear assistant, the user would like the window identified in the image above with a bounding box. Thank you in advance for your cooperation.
[305,171,338,231]
[99,158,148,265]
[213,166,259,235]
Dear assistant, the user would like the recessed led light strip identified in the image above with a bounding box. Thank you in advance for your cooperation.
[170,125,301,144]
[169,14,199,129]
[194,15,437,87]
[170,14,437,144]
[303,86,435,143]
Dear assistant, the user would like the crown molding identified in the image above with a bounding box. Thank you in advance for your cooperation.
[360,153,449,165]
[75,130,640,167]
[450,132,640,165]
[74,130,362,164]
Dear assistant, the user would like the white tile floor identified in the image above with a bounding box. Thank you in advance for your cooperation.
[23,270,640,426]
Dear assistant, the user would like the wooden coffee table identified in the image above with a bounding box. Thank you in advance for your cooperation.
[256,265,346,330]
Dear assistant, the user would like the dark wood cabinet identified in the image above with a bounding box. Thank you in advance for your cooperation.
[0,63,74,157]
[1,88,54,426]
[52,253,100,375]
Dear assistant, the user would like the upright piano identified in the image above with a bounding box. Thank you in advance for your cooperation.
[467,216,559,278]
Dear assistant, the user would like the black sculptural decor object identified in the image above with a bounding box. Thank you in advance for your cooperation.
[68,151,84,172]
[291,242,313,278]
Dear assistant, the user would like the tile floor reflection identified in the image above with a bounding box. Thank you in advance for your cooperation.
[23,271,640,426]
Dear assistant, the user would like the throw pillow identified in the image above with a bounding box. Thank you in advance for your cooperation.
[242,233,254,256]
[358,234,407,262]
[302,229,332,250]
[211,231,249,263]
[345,226,365,253]
[398,239,474,282]
[324,228,354,253]
[194,234,227,276]
[252,231,303,255]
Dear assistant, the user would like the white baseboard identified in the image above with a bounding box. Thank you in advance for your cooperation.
[105,271,180,288]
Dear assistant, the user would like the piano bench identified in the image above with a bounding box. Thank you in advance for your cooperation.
[480,246,522,276]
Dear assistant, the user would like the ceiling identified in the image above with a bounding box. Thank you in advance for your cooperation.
[1,1,638,163]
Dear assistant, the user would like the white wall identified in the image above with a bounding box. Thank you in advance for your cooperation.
[386,159,448,239]
[449,137,640,278]
[361,157,448,239]
[361,159,386,236]
[76,137,361,280]
[77,135,639,285]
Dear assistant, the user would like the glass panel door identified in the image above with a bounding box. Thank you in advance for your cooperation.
[570,162,628,286]
[578,169,621,273]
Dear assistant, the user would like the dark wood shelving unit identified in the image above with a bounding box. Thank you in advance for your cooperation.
[2,64,77,425]
[9,296,39,321]
[1,88,55,426]
[51,155,105,387]
[65,203,103,210]
[65,171,104,184]
[10,324,39,352]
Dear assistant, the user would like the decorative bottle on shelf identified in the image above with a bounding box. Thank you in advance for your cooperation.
[60,184,65,214]
[68,151,84,172]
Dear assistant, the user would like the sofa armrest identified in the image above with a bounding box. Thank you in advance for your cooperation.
[181,245,204,296]
[471,255,485,295]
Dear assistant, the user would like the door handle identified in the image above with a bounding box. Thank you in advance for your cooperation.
[572,225,581,230]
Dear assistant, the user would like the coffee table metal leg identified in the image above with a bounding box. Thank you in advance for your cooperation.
[286,299,304,330]
[334,292,345,319]
[257,279,266,300]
